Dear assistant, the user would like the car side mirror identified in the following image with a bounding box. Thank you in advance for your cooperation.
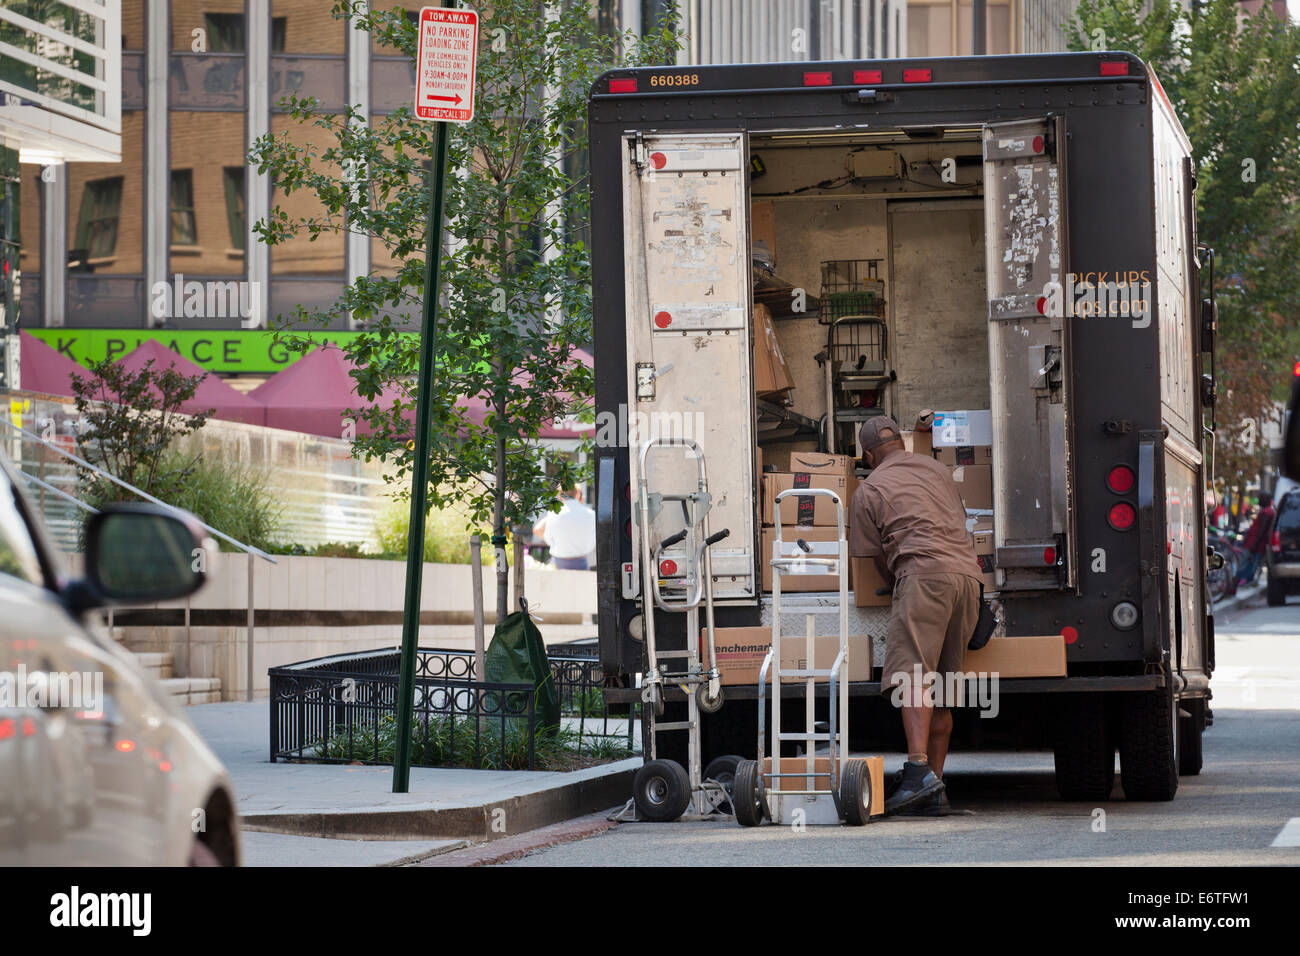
[72,504,210,611]
[1207,547,1225,571]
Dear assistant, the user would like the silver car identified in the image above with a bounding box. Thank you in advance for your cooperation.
[0,454,240,866]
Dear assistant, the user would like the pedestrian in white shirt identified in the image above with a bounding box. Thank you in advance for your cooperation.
[534,487,596,570]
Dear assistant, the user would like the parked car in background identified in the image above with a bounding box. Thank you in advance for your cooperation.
[0,455,241,866]
[1267,485,1300,607]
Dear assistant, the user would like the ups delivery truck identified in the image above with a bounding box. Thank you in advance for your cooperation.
[588,51,1217,802]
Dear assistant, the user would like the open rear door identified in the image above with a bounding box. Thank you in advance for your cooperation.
[620,132,757,603]
[983,117,1077,590]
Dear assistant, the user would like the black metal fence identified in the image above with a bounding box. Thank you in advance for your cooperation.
[268,645,636,771]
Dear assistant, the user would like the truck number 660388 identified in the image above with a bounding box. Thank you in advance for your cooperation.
[650,74,700,87]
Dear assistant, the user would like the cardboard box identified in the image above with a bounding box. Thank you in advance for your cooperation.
[761,755,886,812]
[751,200,775,253]
[765,473,850,527]
[788,451,855,484]
[754,303,795,398]
[760,526,846,591]
[935,444,992,467]
[709,627,873,687]
[950,463,992,510]
[902,430,933,457]
[850,556,893,607]
[963,634,1067,678]
[932,410,993,448]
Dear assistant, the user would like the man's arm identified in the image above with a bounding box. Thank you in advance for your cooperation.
[872,554,895,591]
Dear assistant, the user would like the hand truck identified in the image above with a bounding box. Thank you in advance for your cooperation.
[732,488,876,826]
[628,436,737,822]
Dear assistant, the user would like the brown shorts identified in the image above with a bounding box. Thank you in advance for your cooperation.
[881,572,981,703]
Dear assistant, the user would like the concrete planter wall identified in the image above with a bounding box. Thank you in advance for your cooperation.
[109,553,596,701]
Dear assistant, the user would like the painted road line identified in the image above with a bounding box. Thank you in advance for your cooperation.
[1270,818,1300,848]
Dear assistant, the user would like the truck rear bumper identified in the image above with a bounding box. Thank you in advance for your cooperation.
[605,673,1164,704]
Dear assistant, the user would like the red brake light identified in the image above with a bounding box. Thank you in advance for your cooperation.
[1099,60,1129,76]
[803,71,833,86]
[1293,360,1300,377]
[608,78,637,94]
[903,68,932,83]
[116,739,135,753]
[20,717,35,736]
[1107,465,1136,494]
[1108,502,1137,531]
[0,719,13,740]
[854,70,882,84]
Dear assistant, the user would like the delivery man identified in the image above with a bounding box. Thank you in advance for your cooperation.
[849,416,983,816]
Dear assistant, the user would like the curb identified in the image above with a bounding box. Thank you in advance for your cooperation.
[412,811,617,866]
[239,765,637,842]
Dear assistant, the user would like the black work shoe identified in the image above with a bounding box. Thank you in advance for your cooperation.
[884,769,904,800]
[883,761,944,816]
[893,788,951,816]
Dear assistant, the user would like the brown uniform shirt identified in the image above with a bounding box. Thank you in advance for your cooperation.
[849,450,983,583]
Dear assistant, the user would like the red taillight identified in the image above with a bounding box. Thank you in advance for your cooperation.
[116,739,136,753]
[0,719,13,740]
[1107,465,1136,494]
[659,559,678,576]
[803,71,833,86]
[608,78,637,94]
[1099,60,1128,76]
[1108,502,1137,531]
[853,69,882,84]
[1272,530,1282,553]
[903,68,932,83]
[20,717,35,737]
[1293,359,1300,377]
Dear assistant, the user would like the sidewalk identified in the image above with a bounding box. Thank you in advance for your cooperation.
[186,700,638,853]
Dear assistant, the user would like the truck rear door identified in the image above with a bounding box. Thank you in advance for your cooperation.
[620,132,757,603]
[982,117,1077,590]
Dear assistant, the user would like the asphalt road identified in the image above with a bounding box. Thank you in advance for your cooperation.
[502,596,1300,866]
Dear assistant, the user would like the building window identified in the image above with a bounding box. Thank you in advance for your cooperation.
[204,13,246,52]
[73,177,124,261]
[271,17,287,52]
[170,170,197,246]
[223,166,246,252]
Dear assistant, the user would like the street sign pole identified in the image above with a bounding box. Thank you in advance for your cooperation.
[394,2,479,794]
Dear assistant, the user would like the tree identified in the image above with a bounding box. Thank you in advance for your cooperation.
[1067,1,1300,498]
[250,1,679,618]
[69,358,212,505]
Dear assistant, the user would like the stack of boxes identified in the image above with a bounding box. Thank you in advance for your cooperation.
[759,451,855,593]
[926,410,996,591]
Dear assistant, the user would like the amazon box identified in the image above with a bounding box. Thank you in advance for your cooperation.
[850,556,893,607]
[963,635,1067,678]
[788,451,855,483]
[761,526,846,591]
[708,627,873,686]
[764,473,850,527]
[949,463,992,510]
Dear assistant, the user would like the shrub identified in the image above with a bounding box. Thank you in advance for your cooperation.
[371,493,505,566]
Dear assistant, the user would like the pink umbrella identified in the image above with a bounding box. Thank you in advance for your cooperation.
[18,332,86,397]
[249,345,408,439]
[114,340,266,426]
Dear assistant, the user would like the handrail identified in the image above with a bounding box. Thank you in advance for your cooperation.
[1,418,277,564]
[16,470,100,515]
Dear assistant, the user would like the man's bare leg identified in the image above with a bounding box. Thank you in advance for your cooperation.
[928,708,953,778]
[899,704,933,762]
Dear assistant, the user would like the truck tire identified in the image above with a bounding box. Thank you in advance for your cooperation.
[633,759,691,822]
[1118,683,1179,801]
[1052,695,1115,801]
[732,759,765,827]
[1267,575,1287,607]
[1178,698,1205,776]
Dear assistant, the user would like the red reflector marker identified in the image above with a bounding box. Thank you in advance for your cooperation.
[608,78,637,93]
[653,310,672,329]
[1032,135,1044,153]
[1099,60,1128,76]
[803,71,833,86]
[1106,465,1136,494]
[1043,547,1057,565]
[649,151,667,170]
[1036,296,1047,315]
[659,559,678,576]
[1061,626,1079,645]
[903,68,932,83]
[1108,502,1137,531]
[854,70,883,84]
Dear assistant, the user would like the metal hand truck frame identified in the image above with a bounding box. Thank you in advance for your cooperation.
[731,487,876,826]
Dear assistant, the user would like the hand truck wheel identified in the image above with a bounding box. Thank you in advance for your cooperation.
[696,682,724,714]
[703,754,744,814]
[839,758,874,826]
[633,759,691,822]
[731,759,766,827]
